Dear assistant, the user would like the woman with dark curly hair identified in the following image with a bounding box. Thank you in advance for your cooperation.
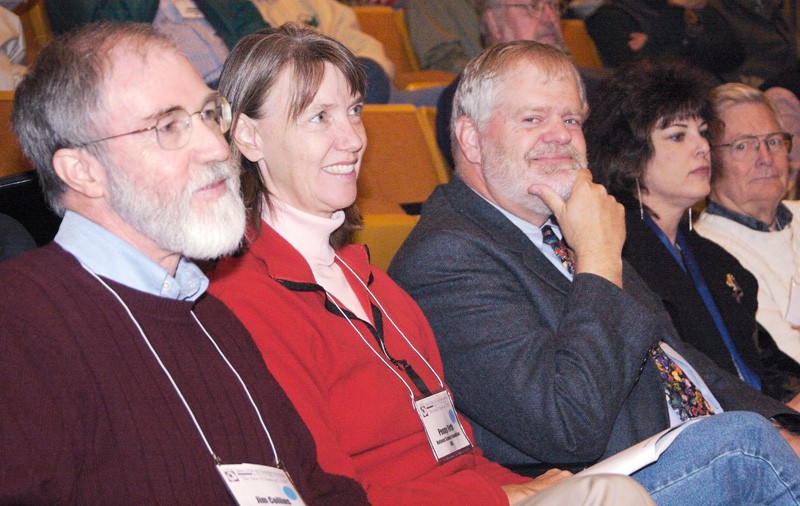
[586,58,799,405]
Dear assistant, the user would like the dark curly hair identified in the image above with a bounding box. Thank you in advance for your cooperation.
[585,58,717,212]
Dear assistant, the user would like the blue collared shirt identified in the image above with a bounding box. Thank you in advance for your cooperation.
[704,200,793,232]
[55,211,209,301]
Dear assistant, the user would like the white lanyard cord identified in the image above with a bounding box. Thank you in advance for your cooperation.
[82,265,280,467]
[327,295,417,406]
[190,311,280,465]
[334,253,444,388]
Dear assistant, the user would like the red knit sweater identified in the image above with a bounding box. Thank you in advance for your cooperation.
[0,244,368,505]
[210,224,528,506]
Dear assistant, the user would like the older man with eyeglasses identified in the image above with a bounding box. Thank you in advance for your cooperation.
[0,21,372,504]
[695,82,800,375]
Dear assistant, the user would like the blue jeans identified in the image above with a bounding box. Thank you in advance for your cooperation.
[632,411,800,505]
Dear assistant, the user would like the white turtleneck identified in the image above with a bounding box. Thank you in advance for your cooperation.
[262,198,370,321]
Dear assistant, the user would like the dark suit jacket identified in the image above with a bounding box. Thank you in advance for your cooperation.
[388,176,793,467]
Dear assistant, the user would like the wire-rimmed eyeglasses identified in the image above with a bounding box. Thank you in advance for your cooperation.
[79,95,232,151]
[712,132,793,161]
[486,0,563,17]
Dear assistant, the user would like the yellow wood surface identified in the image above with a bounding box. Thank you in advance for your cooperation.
[357,104,449,215]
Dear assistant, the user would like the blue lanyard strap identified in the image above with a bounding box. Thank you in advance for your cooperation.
[644,215,686,271]
[645,216,762,390]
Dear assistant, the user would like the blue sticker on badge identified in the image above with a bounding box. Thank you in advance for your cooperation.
[448,409,456,423]
[284,486,298,500]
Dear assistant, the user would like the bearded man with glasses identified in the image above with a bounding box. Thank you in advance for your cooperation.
[0,21,370,504]
[696,82,800,376]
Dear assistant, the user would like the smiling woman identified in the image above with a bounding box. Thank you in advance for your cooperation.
[206,24,656,506]
[207,23,540,506]
[585,58,798,405]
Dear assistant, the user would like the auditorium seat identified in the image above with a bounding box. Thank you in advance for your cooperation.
[14,0,53,65]
[0,170,61,246]
[0,91,32,178]
[353,213,419,271]
[353,6,456,90]
[561,19,603,69]
[357,104,449,215]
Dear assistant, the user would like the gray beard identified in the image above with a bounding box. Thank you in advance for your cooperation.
[106,159,246,260]
[482,142,585,217]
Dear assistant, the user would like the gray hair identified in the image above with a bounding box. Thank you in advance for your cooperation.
[709,83,783,142]
[476,0,509,44]
[12,21,175,216]
[450,40,586,166]
[708,83,784,181]
[477,0,499,44]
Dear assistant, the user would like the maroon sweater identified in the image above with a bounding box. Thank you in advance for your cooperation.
[0,244,368,505]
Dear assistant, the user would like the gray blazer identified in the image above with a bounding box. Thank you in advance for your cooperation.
[389,176,793,467]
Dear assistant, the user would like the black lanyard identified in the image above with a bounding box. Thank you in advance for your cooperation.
[324,296,433,397]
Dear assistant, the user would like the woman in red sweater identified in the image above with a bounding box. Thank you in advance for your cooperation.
[209,23,653,506]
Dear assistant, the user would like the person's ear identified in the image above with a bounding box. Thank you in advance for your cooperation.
[233,114,265,163]
[51,147,106,199]
[455,115,483,165]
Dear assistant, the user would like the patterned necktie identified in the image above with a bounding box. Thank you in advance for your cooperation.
[541,225,575,275]
[649,346,715,421]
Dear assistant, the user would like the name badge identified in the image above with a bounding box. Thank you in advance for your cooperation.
[174,0,204,19]
[217,464,306,506]
[786,278,800,327]
[415,390,472,463]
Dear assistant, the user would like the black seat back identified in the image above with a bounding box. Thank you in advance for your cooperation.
[0,171,61,246]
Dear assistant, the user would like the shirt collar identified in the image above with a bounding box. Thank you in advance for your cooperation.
[472,189,562,243]
[54,211,208,301]
[471,188,573,279]
[248,219,373,288]
[704,200,793,232]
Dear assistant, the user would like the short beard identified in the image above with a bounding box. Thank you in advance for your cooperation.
[106,158,246,260]
[483,142,585,217]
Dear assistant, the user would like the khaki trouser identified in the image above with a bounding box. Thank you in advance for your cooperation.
[516,474,655,506]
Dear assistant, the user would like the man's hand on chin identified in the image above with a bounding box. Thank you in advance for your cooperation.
[529,168,625,288]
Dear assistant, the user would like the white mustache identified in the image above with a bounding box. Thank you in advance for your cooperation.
[188,159,240,194]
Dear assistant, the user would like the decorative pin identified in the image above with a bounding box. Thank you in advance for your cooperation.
[726,273,743,303]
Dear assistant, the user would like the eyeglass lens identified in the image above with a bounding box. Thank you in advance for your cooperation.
[154,96,231,150]
[501,0,561,16]
[727,133,792,160]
